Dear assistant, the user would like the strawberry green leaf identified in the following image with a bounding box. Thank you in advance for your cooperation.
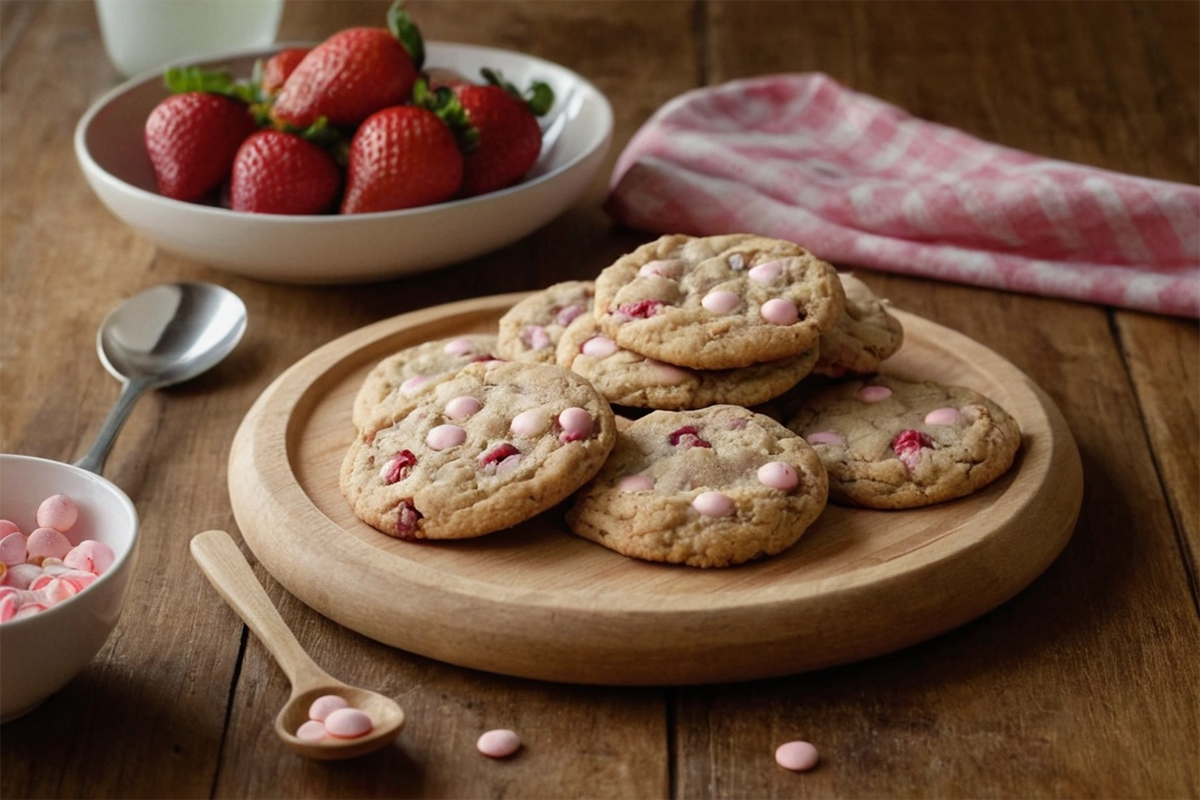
[480,68,555,116]
[413,78,479,154]
[387,0,425,71]
[163,66,236,95]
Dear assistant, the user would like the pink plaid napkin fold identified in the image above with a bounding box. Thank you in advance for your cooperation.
[605,73,1200,318]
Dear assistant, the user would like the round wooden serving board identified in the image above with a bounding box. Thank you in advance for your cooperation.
[229,293,1082,686]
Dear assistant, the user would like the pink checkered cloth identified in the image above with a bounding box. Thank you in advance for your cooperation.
[605,73,1200,318]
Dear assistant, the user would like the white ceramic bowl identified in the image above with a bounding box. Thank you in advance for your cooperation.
[0,455,139,722]
[74,42,614,284]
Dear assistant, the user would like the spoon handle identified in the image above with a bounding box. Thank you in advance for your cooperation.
[74,377,153,474]
[190,530,332,691]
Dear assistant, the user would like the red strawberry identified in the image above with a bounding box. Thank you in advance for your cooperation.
[271,6,425,129]
[229,130,341,215]
[450,70,555,197]
[144,92,257,202]
[340,106,462,214]
[259,48,310,96]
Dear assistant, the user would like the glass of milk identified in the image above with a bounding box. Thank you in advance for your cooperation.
[96,0,285,78]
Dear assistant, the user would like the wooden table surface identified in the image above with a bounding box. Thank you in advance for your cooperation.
[2,1,1197,797]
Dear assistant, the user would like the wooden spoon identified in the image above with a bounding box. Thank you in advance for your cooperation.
[190,530,405,760]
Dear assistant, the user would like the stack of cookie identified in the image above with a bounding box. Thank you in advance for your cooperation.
[341,232,1021,569]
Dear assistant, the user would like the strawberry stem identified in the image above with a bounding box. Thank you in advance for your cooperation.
[164,65,259,104]
[387,0,425,71]
[413,78,479,153]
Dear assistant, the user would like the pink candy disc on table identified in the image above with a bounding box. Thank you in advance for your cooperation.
[760,297,799,325]
[477,728,521,758]
[692,491,735,517]
[324,707,374,739]
[775,740,819,772]
[308,694,349,722]
[702,289,741,314]
[36,494,78,532]
[925,406,960,425]
[444,395,483,420]
[856,384,893,403]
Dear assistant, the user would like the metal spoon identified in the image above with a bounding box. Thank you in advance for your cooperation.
[189,530,406,760]
[74,282,247,474]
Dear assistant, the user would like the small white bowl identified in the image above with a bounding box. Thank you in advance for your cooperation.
[0,455,139,722]
[74,42,614,284]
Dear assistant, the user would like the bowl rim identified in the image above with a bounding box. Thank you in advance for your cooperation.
[0,454,139,629]
[73,39,615,223]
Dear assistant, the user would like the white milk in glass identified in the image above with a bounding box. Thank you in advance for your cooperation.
[96,0,284,78]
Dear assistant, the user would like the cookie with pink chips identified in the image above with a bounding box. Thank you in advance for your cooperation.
[592,234,845,370]
[497,280,595,364]
[787,374,1020,509]
[566,405,827,568]
[342,361,616,540]
[351,335,501,431]
[556,312,817,410]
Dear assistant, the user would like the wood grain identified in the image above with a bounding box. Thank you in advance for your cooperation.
[0,1,1195,797]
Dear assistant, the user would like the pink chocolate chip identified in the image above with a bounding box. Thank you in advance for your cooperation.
[581,336,618,358]
[480,443,521,468]
[748,260,783,284]
[760,297,799,325]
[553,304,586,326]
[296,720,328,742]
[757,462,799,490]
[510,408,549,436]
[638,259,684,279]
[924,407,960,425]
[775,740,819,772]
[856,384,893,403]
[558,408,593,442]
[395,500,423,539]
[701,290,741,314]
[400,375,429,394]
[427,424,467,451]
[36,494,78,532]
[444,395,483,420]
[692,492,735,517]
[519,324,551,351]
[477,728,521,758]
[324,708,374,739]
[618,475,655,492]
[309,694,349,722]
[443,337,476,357]
[380,450,417,485]
[647,359,691,385]
[805,430,845,446]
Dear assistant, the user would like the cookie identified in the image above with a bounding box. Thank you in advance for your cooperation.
[342,361,617,540]
[592,234,845,370]
[566,405,828,568]
[813,273,904,377]
[787,375,1021,509]
[556,312,817,410]
[497,280,595,364]
[351,335,501,431]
